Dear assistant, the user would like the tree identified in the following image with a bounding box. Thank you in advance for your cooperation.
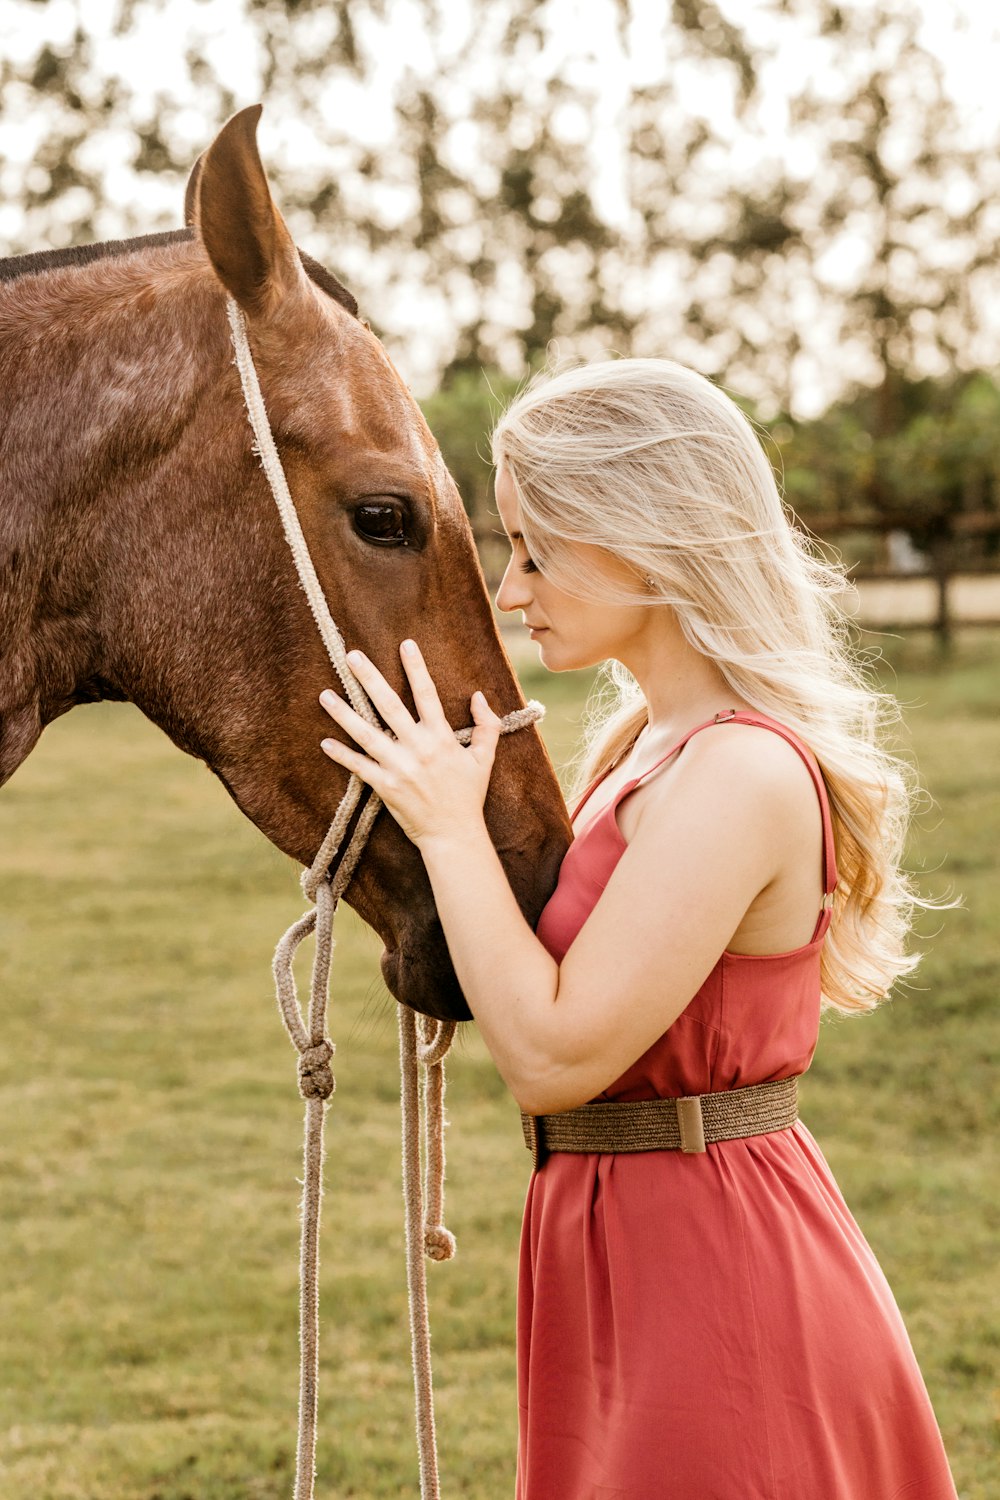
[0,0,755,388]
[3,0,996,426]
[679,0,1000,422]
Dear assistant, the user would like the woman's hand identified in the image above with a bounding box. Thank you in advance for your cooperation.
[319,639,503,849]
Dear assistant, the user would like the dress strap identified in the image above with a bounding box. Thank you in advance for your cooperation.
[576,710,839,899]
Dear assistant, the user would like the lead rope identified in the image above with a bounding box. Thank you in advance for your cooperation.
[226,299,543,1500]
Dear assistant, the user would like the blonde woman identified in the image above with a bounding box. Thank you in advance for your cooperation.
[318,359,957,1499]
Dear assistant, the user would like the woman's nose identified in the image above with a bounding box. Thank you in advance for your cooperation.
[496,557,531,615]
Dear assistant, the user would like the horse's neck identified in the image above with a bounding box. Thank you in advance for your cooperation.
[0,254,222,785]
[0,375,92,783]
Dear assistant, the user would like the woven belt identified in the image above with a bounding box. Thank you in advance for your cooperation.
[520,1076,800,1170]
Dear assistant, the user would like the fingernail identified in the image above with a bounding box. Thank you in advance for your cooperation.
[401,639,417,655]
[320,690,336,707]
[346,650,363,666]
[321,738,337,752]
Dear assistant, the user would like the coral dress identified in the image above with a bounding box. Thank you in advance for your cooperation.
[517,712,957,1500]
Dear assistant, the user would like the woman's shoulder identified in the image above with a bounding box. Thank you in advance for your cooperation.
[627,714,824,852]
[682,714,820,797]
[690,712,818,769]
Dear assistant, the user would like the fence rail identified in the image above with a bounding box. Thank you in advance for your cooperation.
[843,569,1000,638]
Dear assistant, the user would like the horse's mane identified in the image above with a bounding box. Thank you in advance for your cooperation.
[0,226,359,318]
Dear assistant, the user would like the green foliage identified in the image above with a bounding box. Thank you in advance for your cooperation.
[878,376,1000,551]
[418,367,529,582]
[763,370,1000,562]
[421,363,1000,581]
[0,634,997,1496]
[764,403,877,525]
[419,369,516,515]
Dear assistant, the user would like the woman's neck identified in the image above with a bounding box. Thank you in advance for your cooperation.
[615,610,749,749]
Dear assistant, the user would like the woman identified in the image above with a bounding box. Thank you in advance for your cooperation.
[318,359,957,1499]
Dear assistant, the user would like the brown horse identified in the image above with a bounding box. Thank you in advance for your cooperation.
[0,105,571,1021]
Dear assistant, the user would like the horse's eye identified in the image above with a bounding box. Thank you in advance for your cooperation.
[354,500,407,546]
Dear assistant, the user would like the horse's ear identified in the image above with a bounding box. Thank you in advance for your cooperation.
[194,104,307,319]
[184,152,204,226]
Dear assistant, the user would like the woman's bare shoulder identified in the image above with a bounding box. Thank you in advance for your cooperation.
[634,718,821,849]
[686,718,815,781]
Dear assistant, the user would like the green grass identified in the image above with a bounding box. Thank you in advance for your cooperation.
[0,630,997,1498]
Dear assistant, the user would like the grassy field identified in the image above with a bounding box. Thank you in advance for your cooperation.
[0,629,997,1499]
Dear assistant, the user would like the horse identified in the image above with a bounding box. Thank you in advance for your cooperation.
[0,104,571,1023]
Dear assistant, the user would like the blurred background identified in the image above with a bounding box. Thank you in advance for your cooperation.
[1,1,998,1497]
[4,0,1000,627]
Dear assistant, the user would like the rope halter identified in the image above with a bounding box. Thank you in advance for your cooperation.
[226,297,544,1500]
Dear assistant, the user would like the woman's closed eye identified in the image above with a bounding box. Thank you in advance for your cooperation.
[520,557,539,574]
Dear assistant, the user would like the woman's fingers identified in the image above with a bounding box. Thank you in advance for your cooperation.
[320,733,389,794]
[318,653,499,844]
[341,650,418,739]
[399,639,451,729]
[320,687,397,758]
[318,641,451,772]
[468,690,502,767]
[331,642,452,741]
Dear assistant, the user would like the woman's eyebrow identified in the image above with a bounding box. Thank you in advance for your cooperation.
[490,508,521,542]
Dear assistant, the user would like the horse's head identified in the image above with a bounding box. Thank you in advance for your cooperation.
[107,105,567,1020]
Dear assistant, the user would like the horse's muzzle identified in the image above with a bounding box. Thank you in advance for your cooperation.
[380,942,473,1023]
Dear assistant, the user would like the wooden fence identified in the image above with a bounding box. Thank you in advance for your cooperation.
[846,565,1000,643]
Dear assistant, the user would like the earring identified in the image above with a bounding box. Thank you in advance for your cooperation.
[645,575,656,589]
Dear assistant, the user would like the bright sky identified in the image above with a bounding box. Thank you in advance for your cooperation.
[2,0,998,409]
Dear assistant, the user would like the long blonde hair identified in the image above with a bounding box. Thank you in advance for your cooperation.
[492,356,934,1016]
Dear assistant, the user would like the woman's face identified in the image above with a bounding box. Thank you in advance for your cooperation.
[493,462,650,672]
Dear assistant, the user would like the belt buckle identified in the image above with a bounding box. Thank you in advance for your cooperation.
[676,1096,707,1153]
[521,1111,546,1170]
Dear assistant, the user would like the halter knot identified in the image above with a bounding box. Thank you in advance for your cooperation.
[423,1225,457,1262]
[298,1039,336,1100]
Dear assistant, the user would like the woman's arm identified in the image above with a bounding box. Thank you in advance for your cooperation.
[418,734,795,1112]
[319,642,794,1114]
[417,822,561,1105]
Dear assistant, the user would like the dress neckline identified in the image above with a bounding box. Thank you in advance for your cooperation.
[571,714,724,835]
